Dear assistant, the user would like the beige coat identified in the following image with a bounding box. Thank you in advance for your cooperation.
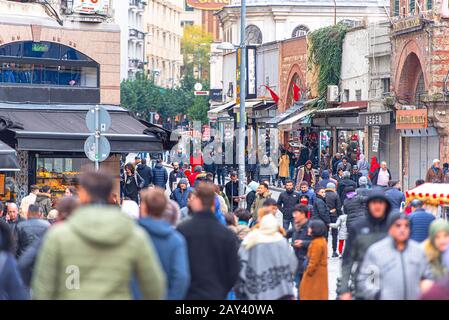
[278,154,290,178]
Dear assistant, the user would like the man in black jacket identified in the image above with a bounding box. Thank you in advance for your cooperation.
[339,191,391,300]
[177,182,239,300]
[168,162,185,191]
[277,180,300,231]
[343,186,368,231]
[225,172,240,212]
[325,183,342,257]
[312,188,331,238]
[16,204,50,257]
[136,158,153,189]
[337,171,357,201]
[287,205,312,291]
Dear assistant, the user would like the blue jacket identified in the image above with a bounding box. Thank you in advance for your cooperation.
[152,163,168,189]
[385,188,405,210]
[0,252,29,300]
[317,170,331,189]
[299,189,316,205]
[409,209,435,242]
[135,218,190,300]
[171,187,193,209]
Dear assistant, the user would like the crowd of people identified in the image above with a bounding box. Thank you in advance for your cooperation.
[1,150,449,300]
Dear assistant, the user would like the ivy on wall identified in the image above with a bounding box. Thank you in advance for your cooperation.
[308,23,349,108]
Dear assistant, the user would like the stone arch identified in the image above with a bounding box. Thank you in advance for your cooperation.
[395,39,428,105]
[283,63,306,110]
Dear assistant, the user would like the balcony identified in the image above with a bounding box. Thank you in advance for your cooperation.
[129,28,145,41]
[128,58,145,70]
[129,0,146,11]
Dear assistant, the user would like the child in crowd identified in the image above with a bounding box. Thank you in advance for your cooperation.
[234,208,251,241]
[329,213,347,257]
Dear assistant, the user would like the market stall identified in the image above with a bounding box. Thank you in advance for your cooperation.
[405,183,449,219]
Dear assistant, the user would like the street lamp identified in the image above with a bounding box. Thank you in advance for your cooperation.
[216,0,247,204]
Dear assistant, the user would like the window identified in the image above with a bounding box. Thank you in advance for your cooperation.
[394,0,400,16]
[245,25,262,45]
[427,0,433,10]
[355,89,362,101]
[344,89,350,102]
[292,25,309,38]
[0,41,99,88]
[381,78,390,94]
[410,0,415,14]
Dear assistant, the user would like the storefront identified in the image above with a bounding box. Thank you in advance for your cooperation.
[0,103,168,201]
[0,141,19,202]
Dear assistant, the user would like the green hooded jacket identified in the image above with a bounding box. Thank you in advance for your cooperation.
[32,205,166,300]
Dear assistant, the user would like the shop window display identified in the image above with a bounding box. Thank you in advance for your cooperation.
[337,131,364,165]
[0,173,17,203]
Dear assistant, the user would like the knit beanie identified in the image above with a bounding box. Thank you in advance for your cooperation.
[429,220,449,244]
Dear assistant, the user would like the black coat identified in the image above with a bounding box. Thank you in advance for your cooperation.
[246,191,256,211]
[177,211,240,300]
[325,190,342,217]
[337,178,357,201]
[371,168,392,186]
[287,221,312,274]
[312,195,331,225]
[225,181,239,209]
[136,164,153,188]
[277,190,300,220]
[152,164,168,189]
[168,170,186,190]
[16,218,50,257]
[343,195,368,230]
[350,172,362,187]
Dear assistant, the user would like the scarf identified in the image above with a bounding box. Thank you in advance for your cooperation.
[242,214,284,250]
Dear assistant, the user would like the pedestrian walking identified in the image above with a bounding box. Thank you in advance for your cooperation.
[423,220,449,281]
[357,154,369,177]
[299,220,329,300]
[171,179,193,209]
[329,213,347,256]
[295,160,316,189]
[298,181,316,205]
[0,220,29,300]
[317,170,334,190]
[337,157,352,172]
[356,176,370,197]
[16,204,50,258]
[35,186,52,218]
[311,188,331,239]
[337,171,357,201]
[168,162,186,191]
[245,181,258,211]
[233,208,251,241]
[350,165,362,187]
[236,214,297,300]
[259,155,274,184]
[135,188,190,300]
[368,156,380,180]
[278,152,290,187]
[5,203,21,255]
[277,180,300,231]
[385,180,405,211]
[357,212,433,300]
[426,159,444,183]
[177,182,240,300]
[123,162,144,203]
[152,159,168,189]
[340,191,391,300]
[325,183,342,257]
[32,171,166,300]
[64,186,78,197]
[331,153,342,175]
[371,161,391,187]
[225,172,240,212]
[136,158,153,189]
[409,199,435,242]
[343,186,368,232]
[250,182,272,223]
[19,185,39,219]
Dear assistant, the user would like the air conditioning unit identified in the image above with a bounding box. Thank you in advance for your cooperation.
[327,85,339,102]
[402,105,416,110]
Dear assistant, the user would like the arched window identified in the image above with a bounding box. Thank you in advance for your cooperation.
[292,25,309,38]
[245,25,262,45]
[0,41,99,88]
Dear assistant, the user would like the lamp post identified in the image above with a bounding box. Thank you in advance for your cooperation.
[238,0,247,203]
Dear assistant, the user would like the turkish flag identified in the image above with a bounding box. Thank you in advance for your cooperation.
[293,82,301,101]
[264,85,279,104]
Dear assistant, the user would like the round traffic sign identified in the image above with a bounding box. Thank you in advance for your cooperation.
[84,135,111,162]
[86,106,112,133]
[194,82,203,91]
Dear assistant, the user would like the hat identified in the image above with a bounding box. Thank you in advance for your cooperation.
[386,211,409,230]
[326,182,336,190]
[359,176,368,186]
[179,178,188,186]
[429,220,449,243]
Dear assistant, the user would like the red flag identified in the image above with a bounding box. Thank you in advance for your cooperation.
[264,85,279,104]
[293,82,301,101]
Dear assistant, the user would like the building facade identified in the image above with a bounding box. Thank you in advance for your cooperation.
[113,0,147,80]
[144,0,183,88]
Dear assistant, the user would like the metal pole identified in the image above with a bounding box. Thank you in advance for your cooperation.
[238,0,247,202]
[94,105,100,171]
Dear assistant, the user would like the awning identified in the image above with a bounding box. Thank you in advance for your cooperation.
[207,101,236,120]
[0,104,165,153]
[0,141,19,171]
[232,100,265,113]
[265,100,314,128]
[277,108,315,131]
[315,105,367,115]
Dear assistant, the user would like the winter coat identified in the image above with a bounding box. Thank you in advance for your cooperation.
[325,189,342,217]
[246,190,256,211]
[135,217,190,300]
[298,189,316,205]
[0,251,29,300]
[317,170,332,189]
[123,173,143,202]
[136,164,153,188]
[236,239,297,300]
[259,162,273,177]
[225,180,239,210]
[371,168,392,186]
[177,210,240,300]
[340,192,391,297]
[19,193,37,217]
[337,178,357,201]
[385,188,405,210]
[169,170,186,190]
[17,236,43,287]
[35,193,52,217]
[329,214,348,240]
[425,166,444,183]
[288,220,312,274]
[152,163,168,189]
[300,237,328,300]
[312,195,331,225]
[350,172,362,187]
[409,209,436,242]
[343,194,368,231]
[171,187,193,209]
[31,205,166,300]
[278,154,290,178]
[277,190,300,220]
[250,191,272,219]
[357,236,432,300]
[295,166,316,189]
[16,218,50,257]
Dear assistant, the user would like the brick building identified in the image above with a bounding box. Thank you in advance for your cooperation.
[390,0,449,187]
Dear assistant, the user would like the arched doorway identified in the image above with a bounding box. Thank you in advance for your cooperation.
[285,73,306,108]
[396,52,425,105]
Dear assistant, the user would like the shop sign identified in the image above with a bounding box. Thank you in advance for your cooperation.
[186,0,230,11]
[396,109,428,129]
[236,46,257,104]
[392,16,424,36]
[360,112,391,126]
[73,0,109,15]
[372,126,380,153]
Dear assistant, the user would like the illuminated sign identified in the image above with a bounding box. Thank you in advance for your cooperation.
[73,0,109,15]
[186,0,230,11]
